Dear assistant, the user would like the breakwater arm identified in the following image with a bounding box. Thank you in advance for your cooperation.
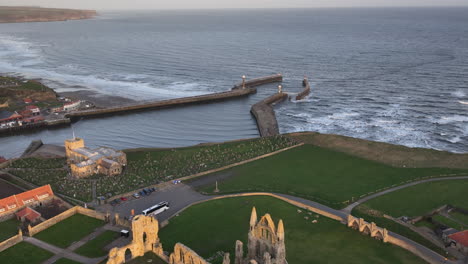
[233,74,283,89]
[67,88,256,119]
[67,74,283,120]
[296,77,311,100]
[251,92,288,137]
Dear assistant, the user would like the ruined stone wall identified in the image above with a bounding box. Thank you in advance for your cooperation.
[169,243,210,264]
[0,229,23,252]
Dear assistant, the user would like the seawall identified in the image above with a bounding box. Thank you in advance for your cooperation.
[66,74,283,120]
[251,92,288,137]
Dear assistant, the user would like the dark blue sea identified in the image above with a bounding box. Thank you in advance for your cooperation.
[1,8,467,157]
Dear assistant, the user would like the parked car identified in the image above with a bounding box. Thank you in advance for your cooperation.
[120,197,128,201]
[133,193,141,199]
[150,187,156,192]
[110,199,120,206]
[173,180,181,184]
[139,190,146,196]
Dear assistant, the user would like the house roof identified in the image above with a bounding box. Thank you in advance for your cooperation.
[25,105,39,110]
[449,230,468,247]
[0,156,7,163]
[15,207,41,222]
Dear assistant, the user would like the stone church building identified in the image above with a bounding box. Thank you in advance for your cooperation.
[65,137,127,178]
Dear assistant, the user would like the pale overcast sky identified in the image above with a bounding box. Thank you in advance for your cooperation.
[1,0,468,10]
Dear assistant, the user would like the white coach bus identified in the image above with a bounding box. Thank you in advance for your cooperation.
[142,201,169,216]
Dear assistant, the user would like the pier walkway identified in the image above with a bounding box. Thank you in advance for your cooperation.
[66,74,283,120]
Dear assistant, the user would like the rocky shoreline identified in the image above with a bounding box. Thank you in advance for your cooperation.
[0,6,97,24]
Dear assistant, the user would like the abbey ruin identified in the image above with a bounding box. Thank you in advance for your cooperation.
[65,137,127,178]
[106,207,287,264]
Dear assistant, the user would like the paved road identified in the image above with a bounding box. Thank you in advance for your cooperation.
[98,183,207,222]
[24,236,105,264]
[342,176,468,214]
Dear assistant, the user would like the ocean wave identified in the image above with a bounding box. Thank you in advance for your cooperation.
[434,115,468,125]
[0,33,210,100]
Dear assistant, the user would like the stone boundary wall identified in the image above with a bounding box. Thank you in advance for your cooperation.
[296,78,311,101]
[251,93,288,137]
[67,88,256,119]
[0,230,23,252]
[106,143,304,203]
[28,206,106,236]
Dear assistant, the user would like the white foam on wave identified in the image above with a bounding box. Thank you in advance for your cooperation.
[434,115,468,125]
[452,90,466,98]
[0,33,210,100]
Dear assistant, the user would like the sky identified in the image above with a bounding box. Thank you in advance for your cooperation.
[1,0,468,10]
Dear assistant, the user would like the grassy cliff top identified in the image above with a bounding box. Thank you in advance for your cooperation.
[0,6,97,23]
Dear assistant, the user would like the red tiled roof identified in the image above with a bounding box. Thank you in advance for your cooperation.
[0,156,7,163]
[23,98,33,103]
[15,207,41,222]
[449,230,468,247]
[0,185,54,215]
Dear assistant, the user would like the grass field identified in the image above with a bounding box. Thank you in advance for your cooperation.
[54,258,81,264]
[431,215,464,230]
[356,180,468,217]
[7,136,296,201]
[0,218,20,241]
[159,196,426,264]
[352,180,468,258]
[196,145,468,208]
[0,242,54,263]
[74,230,119,257]
[450,211,468,226]
[288,132,468,169]
[34,214,104,248]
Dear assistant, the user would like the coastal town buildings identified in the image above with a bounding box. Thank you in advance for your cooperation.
[65,137,127,178]
[0,185,54,220]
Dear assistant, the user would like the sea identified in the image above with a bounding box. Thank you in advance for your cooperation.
[0,7,467,158]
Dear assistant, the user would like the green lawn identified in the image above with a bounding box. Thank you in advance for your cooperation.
[450,211,468,226]
[196,145,468,208]
[159,196,426,264]
[0,242,54,263]
[10,157,66,169]
[54,258,81,264]
[0,218,21,241]
[74,230,119,257]
[34,214,104,248]
[431,215,464,230]
[358,180,468,217]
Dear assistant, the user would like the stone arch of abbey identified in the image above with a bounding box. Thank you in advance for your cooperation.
[169,243,211,264]
[347,215,388,242]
